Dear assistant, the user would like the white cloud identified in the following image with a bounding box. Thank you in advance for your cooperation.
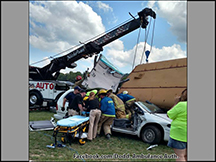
[29,1,105,53]
[96,1,113,12]
[104,39,186,73]
[148,1,187,43]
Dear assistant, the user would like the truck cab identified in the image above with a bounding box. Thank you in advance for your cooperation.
[29,80,74,107]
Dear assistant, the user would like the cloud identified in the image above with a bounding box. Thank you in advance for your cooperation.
[96,1,113,12]
[104,39,186,73]
[148,1,187,43]
[29,1,105,53]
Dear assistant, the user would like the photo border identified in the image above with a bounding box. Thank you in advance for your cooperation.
[1,1,215,161]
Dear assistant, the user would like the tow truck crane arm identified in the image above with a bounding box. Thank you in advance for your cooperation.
[29,8,156,80]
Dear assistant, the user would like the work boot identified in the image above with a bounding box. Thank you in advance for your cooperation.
[106,133,111,139]
[96,134,101,138]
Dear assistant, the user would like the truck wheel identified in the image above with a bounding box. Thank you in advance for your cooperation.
[29,91,42,106]
[141,125,162,144]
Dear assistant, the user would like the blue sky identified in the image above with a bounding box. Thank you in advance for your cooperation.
[29,1,187,74]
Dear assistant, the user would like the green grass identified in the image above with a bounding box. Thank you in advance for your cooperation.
[29,111,176,161]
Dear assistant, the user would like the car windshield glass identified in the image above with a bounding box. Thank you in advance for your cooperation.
[138,101,163,113]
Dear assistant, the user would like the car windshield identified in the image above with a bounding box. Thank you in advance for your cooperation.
[138,101,164,113]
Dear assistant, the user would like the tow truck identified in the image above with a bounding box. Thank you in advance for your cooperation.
[29,7,156,108]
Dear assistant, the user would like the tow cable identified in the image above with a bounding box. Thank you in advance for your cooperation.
[140,18,156,64]
[132,14,156,69]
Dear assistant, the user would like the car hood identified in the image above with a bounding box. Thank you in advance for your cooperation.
[153,113,172,122]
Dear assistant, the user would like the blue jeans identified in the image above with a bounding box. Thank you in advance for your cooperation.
[167,137,187,149]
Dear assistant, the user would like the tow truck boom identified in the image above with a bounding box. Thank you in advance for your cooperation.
[29,8,156,80]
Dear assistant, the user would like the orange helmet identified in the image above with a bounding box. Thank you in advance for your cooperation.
[76,75,82,81]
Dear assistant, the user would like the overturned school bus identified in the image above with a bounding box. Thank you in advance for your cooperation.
[119,58,187,109]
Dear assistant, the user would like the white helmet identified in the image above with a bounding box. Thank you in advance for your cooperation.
[123,91,128,94]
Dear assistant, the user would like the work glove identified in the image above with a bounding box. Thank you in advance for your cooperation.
[81,111,86,115]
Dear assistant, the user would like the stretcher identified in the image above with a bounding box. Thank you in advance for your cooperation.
[53,115,89,145]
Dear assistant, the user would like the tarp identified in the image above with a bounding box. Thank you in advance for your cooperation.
[82,54,124,92]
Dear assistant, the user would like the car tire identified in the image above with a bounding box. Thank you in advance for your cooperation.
[141,125,162,144]
[29,91,42,106]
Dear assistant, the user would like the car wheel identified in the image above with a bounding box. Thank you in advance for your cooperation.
[29,91,42,106]
[141,125,162,144]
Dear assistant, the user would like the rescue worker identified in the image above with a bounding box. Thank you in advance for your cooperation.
[62,86,81,112]
[68,89,87,116]
[73,75,85,89]
[83,89,98,116]
[97,89,115,139]
[117,90,136,115]
[73,67,90,89]
[106,89,130,119]
[85,91,101,141]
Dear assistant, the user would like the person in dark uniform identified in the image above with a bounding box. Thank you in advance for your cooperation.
[62,86,81,114]
[68,89,87,116]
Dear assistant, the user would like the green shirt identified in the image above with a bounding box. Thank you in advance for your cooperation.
[167,101,187,142]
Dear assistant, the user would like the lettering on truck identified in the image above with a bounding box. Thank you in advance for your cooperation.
[34,82,55,90]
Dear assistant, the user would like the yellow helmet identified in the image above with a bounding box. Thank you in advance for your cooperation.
[98,89,107,95]
[83,96,89,101]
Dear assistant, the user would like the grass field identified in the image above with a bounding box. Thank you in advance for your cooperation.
[29,110,176,161]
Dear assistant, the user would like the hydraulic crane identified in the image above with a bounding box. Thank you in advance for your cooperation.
[29,8,156,81]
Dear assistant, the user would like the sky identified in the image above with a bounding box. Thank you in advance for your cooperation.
[29,1,187,74]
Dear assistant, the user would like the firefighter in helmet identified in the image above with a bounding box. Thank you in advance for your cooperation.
[106,89,130,119]
[73,75,84,88]
[97,89,115,139]
[117,90,136,115]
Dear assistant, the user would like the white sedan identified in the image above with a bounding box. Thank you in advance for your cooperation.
[111,101,172,144]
